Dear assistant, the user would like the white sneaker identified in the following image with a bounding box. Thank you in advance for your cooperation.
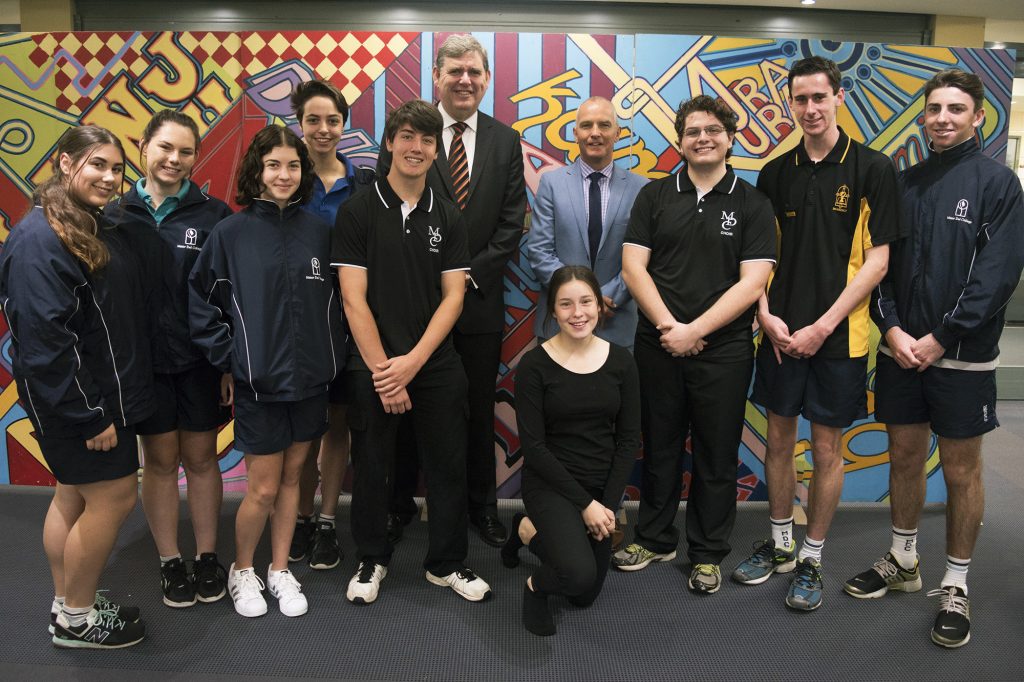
[228,563,267,617]
[347,561,387,604]
[267,566,308,617]
[426,566,492,602]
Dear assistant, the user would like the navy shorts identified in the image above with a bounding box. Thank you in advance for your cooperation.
[136,363,231,435]
[874,352,998,439]
[38,426,140,485]
[750,343,867,427]
[233,388,329,455]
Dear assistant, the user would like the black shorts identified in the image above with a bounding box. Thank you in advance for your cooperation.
[38,427,140,485]
[874,351,998,439]
[327,371,349,405]
[233,388,329,455]
[136,364,231,435]
[750,343,867,427]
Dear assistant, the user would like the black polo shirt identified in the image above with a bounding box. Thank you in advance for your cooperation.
[757,128,902,359]
[332,179,470,370]
[624,167,776,360]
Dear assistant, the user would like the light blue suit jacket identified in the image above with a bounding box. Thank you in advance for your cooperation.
[526,161,648,347]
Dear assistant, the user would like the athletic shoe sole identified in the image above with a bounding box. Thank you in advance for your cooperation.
[162,595,198,608]
[196,588,226,603]
[732,558,797,586]
[309,557,341,570]
[53,633,145,649]
[844,575,922,599]
[932,630,970,648]
[425,571,493,602]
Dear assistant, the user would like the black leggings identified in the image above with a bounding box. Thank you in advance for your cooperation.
[524,484,612,607]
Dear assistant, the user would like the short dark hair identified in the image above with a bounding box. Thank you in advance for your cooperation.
[546,265,607,323]
[924,68,985,112]
[674,95,738,159]
[141,109,201,154]
[788,56,842,95]
[384,99,443,144]
[235,125,315,206]
[290,79,350,124]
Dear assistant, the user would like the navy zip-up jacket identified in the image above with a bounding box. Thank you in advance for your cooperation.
[0,207,156,439]
[106,182,232,373]
[188,199,343,401]
[873,138,1024,366]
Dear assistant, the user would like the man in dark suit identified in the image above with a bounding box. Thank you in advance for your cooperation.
[378,34,527,546]
[526,96,647,349]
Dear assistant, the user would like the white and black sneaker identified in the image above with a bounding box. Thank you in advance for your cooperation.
[228,563,267,618]
[426,566,492,602]
[52,609,145,649]
[49,592,140,635]
[347,561,387,604]
[929,585,970,648]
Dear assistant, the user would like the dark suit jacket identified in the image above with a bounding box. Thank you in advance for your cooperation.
[378,111,526,334]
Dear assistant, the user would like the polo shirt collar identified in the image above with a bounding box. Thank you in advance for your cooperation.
[795,127,852,166]
[374,178,435,213]
[136,177,191,207]
[676,165,738,195]
[439,103,478,134]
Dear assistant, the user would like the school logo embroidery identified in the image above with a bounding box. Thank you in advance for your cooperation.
[177,227,202,251]
[428,226,442,253]
[833,184,850,213]
[720,211,736,236]
[948,198,972,224]
[305,257,325,282]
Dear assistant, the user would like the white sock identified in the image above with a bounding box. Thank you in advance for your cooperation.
[890,527,918,569]
[59,604,91,627]
[770,516,795,552]
[941,556,970,592]
[798,536,824,563]
[51,596,65,616]
[159,553,181,565]
[318,513,336,528]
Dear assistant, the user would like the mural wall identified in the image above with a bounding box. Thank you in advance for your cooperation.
[0,30,1015,502]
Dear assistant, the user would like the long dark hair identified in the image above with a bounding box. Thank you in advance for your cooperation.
[235,125,315,206]
[546,265,607,322]
[33,125,125,272]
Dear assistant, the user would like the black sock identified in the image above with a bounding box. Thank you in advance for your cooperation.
[502,513,526,568]
[522,583,555,636]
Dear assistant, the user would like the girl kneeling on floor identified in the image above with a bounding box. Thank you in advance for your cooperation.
[0,125,156,648]
[189,125,343,618]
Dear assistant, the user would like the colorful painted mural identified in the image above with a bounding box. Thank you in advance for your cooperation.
[0,31,1015,500]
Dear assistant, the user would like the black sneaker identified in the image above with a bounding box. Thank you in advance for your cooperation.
[53,611,146,649]
[843,552,922,598]
[289,517,316,562]
[309,522,342,570]
[160,557,197,608]
[929,585,970,648]
[386,513,405,545]
[48,592,140,635]
[192,553,228,602]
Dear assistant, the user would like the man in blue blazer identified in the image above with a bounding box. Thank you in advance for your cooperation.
[526,96,648,348]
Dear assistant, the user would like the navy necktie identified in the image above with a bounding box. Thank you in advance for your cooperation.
[587,171,602,269]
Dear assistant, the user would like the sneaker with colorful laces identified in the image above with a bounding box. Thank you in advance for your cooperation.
[843,552,922,599]
[731,539,797,585]
[786,558,824,611]
[928,585,970,648]
[611,543,677,572]
[49,592,140,636]
[688,563,722,594]
[52,609,146,649]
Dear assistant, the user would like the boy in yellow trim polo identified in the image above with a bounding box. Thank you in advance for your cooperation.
[736,56,902,611]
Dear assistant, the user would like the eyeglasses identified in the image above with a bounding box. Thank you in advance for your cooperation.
[682,125,727,138]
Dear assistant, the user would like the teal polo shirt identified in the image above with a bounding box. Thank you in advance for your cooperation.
[136,178,191,225]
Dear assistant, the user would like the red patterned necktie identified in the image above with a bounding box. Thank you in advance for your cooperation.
[449,121,469,210]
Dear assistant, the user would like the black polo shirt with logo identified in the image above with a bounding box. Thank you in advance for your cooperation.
[624,167,776,361]
[331,179,470,371]
[756,128,901,359]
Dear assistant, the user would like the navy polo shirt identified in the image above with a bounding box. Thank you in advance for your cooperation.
[303,152,357,226]
[332,179,470,369]
[624,167,776,360]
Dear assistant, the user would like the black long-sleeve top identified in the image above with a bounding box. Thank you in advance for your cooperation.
[514,342,641,511]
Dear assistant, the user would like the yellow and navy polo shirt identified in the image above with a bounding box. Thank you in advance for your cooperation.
[756,128,902,359]
[624,167,777,361]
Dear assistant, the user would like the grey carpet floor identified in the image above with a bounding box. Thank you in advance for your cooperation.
[2,403,1024,681]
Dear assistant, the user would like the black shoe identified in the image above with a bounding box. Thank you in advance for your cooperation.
[289,517,316,562]
[193,553,227,603]
[473,513,508,547]
[53,611,146,649]
[387,513,405,545]
[160,557,197,608]
[929,585,970,648]
[48,593,140,635]
[501,513,526,568]
[309,521,342,570]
